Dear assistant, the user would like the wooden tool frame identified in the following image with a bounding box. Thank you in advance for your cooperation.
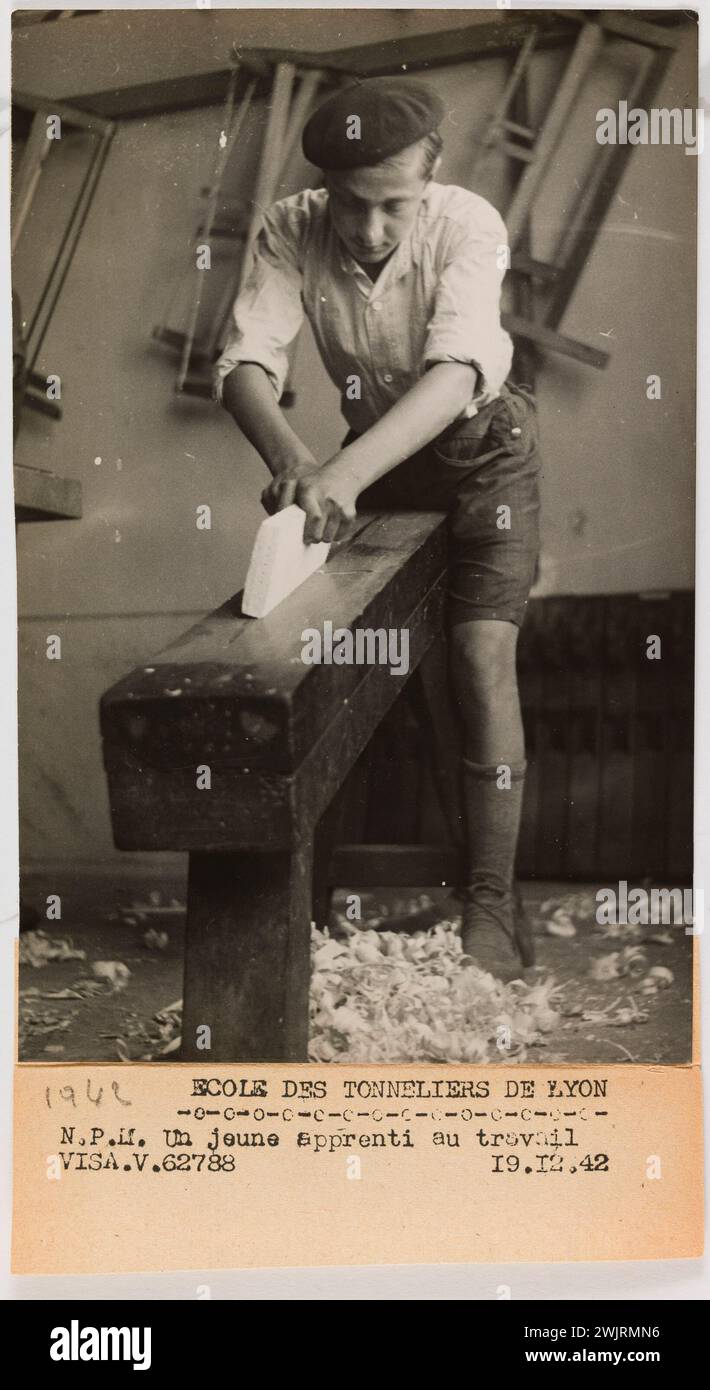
[12,91,116,418]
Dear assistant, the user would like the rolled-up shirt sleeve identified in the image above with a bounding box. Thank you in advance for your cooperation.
[213,205,304,404]
[423,201,513,407]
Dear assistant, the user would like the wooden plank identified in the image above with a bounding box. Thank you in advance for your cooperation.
[176,71,256,389]
[502,119,535,140]
[210,63,321,357]
[205,61,297,360]
[56,19,577,119]
[115,513,428,666]
[510,254,561,283]
[12,9,686,119]
[544,39,656,304]
[172,370,215,399]
[508,59,539,391]
[504,22,604,249]
[101,512,448,776]
[294,16,578,78]
[104,757,295,854]
[13,465,82,521]
[277,68,325,177]
[11,109,52,253]
[470,28,538,180]
[501,313,609,369]
[181,843,312,1061]
[312,782,351,931]
[22,390,62,422]
[104,576,445,852]
[62,69,279,122]
[545,45,677,329]
[330,843,465,888]
[25,124,115,372]
[241,61,295,277]
[564,9,683,50]
[499,141,536,164]
[13,89,115,135]
[151,326,212,363]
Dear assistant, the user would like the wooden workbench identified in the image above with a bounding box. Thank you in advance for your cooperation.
[101,511,450,1061]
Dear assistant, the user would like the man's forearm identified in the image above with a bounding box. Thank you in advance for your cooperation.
[221,363,314,475]
[321,361,478,497]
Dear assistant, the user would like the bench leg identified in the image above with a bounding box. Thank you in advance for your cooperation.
[312,780,352,931]
[180,844,313,1062]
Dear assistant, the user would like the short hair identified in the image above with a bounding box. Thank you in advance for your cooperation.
[420,129,443,179]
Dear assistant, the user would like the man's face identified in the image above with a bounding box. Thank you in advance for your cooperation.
[326,140,434,266]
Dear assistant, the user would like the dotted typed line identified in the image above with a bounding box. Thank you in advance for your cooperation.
[173,1106,610,1121]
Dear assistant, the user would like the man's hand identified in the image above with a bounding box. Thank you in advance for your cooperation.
[261,453,358,544]
[260,455,320,515]
[296,469,358,544]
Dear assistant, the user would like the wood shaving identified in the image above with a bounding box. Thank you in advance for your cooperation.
[142,928,169,951]
[589,945,647,981]
[309,923,561,1063]
[91,961,131,992]
[19,930,86,969]
[138,927,563,1064]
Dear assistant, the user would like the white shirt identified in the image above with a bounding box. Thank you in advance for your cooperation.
[214,181,513,433]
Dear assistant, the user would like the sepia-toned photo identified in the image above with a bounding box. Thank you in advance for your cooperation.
[13,6,696,1069]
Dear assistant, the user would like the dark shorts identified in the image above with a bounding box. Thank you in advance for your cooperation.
[355,382,542,627]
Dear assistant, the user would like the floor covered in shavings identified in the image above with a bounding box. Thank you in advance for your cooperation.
[17,874,693,1065]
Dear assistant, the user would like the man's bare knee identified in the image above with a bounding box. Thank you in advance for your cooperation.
[452,620,518,698]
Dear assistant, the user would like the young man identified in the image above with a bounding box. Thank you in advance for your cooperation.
[214,77,541,978]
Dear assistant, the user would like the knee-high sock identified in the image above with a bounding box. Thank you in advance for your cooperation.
[462,758,526,924]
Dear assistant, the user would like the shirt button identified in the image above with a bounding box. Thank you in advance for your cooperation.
[383,373,393,384]
[511,426,522,437]
[372,302,382,312]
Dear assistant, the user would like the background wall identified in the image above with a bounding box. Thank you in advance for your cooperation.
[13,13,696,867]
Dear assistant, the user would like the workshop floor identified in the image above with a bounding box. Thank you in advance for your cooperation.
[17,872,693,1065]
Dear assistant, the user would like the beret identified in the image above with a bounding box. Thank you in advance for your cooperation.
[302,77,445,171]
